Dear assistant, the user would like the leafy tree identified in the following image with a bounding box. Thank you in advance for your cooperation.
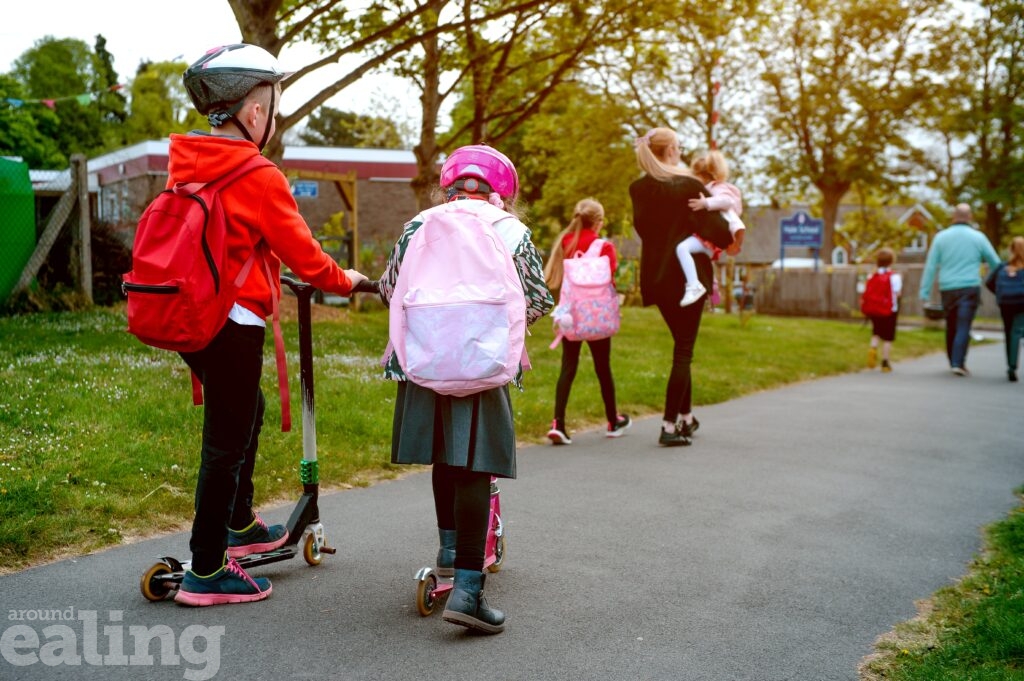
[92,35,129,148]
[123,61,206,143]
[0,74,65,168]
[406,0,648,207]
[297,106,405,148]
[919,0,1024,247]
[514,83,638,241]
[752,0,946,256]
[9,36,124,162]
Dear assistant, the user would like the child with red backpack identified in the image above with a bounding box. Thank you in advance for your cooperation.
[147,45,366,606]
[378,145,553,634]
[543,198,630,444]
[861,247,902,372]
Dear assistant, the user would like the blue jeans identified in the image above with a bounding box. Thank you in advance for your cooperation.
[940,287,980,370]
[180,320,266,574]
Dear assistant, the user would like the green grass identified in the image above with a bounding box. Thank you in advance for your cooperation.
[0,303,946,572]
[861,489,1024,680]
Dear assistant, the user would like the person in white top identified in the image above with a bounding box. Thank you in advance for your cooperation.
[678,150,747,307]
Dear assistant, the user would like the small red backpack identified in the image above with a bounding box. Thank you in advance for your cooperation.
[860,270,894,317]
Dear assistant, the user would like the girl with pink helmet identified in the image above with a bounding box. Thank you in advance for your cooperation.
[378,144,552,633]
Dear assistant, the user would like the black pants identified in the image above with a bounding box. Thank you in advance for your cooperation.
[554,337,618,424]
[656,300,705,422]
[180,320,266,575]
[432,463,491,571]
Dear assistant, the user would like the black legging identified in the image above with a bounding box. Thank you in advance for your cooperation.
[554,337,618,424]
[655,300,704,422]
[432,463,491,571]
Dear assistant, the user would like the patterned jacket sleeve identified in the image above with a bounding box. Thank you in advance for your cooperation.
[378,217,422,308]
[512,229,554,326]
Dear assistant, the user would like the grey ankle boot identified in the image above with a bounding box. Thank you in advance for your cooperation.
[436,528,456,577]
[442,569,505,634]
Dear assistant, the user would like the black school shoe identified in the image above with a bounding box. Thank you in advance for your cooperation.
[658,425,691,447]
[679,417,700,439]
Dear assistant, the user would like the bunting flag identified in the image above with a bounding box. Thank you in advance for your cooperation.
[2,83,123,109]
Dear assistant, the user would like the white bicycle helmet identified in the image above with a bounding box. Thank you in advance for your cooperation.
[183,44,288,149]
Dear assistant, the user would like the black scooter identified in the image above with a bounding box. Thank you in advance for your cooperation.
[140,276,376,601]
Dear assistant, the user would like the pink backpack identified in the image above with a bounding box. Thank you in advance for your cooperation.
[550,238,621,348]
[389,201,527,397]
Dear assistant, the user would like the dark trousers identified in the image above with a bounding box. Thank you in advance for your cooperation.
[940,286,980,369]
[554,337,618,424]
[1000,304,1024,370]
[180,319,266,575]
[432,464,491,571]
[656,300,705,422]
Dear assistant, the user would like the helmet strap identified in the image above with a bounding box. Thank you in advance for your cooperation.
[256,86,276,151]
[223,86,276,151]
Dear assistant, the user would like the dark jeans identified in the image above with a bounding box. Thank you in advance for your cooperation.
[432,463,491,571]
[180,320,266,575]
[554,337,618,424]
[1000,304,1024,370]
[940,287,980,369]
[656,300,705,422]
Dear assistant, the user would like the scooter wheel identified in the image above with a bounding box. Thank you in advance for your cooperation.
[487,533,506,573]
[302,533,323,566]
[416,572,439,617]
[140,562,174,602]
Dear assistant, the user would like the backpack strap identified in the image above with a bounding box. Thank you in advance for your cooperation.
[261,247,291,432]
[584,238,606,257]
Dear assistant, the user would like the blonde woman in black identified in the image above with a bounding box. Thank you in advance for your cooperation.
[629,127,729,446]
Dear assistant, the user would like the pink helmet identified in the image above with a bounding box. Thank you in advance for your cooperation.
[440,145,519,199]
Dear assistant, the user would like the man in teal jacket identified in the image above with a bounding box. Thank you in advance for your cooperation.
[919,204,1000,376]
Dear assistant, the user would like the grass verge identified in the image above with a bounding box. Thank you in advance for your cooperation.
[860,488,1024,679]
[1,301,947,571]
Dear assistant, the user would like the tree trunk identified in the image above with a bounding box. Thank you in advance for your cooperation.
[411,2,444,211]
[818,182,850,260]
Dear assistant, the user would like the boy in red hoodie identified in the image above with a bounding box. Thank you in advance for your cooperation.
[171,44,366,606]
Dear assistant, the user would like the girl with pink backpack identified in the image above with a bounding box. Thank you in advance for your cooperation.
[543,198,631,444]
[377,145,553,634]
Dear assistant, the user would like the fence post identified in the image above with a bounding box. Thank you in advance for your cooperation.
[74,154,93,303]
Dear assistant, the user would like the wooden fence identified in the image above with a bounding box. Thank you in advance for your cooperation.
[746,264,1001,319]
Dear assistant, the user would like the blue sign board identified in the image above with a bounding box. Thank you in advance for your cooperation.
[291,180,319,199]
[779,211,824,247]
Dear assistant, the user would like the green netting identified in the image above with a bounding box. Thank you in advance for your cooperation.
[0,158,36,300]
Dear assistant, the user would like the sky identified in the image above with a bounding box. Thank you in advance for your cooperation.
[0,0,411,123]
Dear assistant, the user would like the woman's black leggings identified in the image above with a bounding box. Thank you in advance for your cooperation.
[432,463,491,571]
[656,300,704,422]
[553,337,618,424]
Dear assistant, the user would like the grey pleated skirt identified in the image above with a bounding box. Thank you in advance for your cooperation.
[390,380,517,479]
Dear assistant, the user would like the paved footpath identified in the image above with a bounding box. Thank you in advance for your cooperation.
[1,342,1021,681]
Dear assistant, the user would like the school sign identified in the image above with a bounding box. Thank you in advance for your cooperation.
[779,211,824,270]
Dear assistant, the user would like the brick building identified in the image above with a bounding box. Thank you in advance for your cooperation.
[87,141,426,259]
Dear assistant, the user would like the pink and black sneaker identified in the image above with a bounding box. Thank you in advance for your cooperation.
[227,513,288,558]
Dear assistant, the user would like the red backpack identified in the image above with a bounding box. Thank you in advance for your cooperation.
[122,155,293,430]
[860,270,894,317]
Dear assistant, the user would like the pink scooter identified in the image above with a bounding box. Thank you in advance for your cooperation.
[414,478,506,616]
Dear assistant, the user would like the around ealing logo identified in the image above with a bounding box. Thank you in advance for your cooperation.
[1,608,223,681]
